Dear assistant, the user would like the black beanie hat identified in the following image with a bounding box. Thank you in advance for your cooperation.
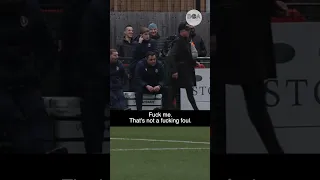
[178,21,190,33]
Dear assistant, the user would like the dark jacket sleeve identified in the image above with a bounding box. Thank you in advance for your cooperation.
[132,42,143,60]
[167,42,178,74]
[150,39,159,57]
[116,41,123,57]
[118,62,127,85]
[28,0,57,79]
[198,38,207,57]
[134,62,148,88]
[59,1,89,50]
[79,0,108,78]
[158,63,165,87]
[129,42,142,75]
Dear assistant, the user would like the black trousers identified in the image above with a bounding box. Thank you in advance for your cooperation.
[135,86,170,111]
[80,81,107,154]
[170,80,198,110]
[211,80,284,154]
[0,86,53,153]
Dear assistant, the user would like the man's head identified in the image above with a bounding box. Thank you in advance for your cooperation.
[189,25,196,37]
[124,25,134,39]
[178,22,190,38]
[110,49,118,63]
[148,23,158,37]
[140,27,150,41]
[146,51,157,66]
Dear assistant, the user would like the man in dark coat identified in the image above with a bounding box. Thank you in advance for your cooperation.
[0,0,62,153]
[167,22,199,110]
[78,0,108,154]
[110,49,127,110]
[58,0,91,96]
[134,51,169,110]
[211,0,288,154]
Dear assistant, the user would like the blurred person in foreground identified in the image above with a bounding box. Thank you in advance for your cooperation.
[134,51,169,110]
[58,0,92,96]
[110,49,127,110]
[167,22,200,110]
[211,0,289,154]
[79,0,108,154]
[0,0,66,153]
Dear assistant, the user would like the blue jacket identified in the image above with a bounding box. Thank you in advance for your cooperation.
[134,59,164,89]
[110,60,126,91]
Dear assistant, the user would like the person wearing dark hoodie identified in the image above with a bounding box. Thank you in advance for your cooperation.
[0,0,67,153]
[129,27,157,85]
[117,25,134,58]
[78,0,108,154]
[58,0,91,96]
[148,23,166,57]
[189,25,207,57]
[166,22,200,110]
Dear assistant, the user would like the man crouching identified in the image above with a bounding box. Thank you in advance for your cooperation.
[134,51,170,110]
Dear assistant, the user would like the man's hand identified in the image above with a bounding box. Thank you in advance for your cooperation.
[146,85,154,92]
[275,1,289,16]
[153,86,161,92]
[195,61,201,67]
[128,74,131,79]
[139,36,144,44]
[172,72,178,79]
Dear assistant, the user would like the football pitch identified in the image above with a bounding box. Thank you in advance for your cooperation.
[110,127,210,180]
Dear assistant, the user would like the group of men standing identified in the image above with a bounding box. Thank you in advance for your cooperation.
[110,22,208,111]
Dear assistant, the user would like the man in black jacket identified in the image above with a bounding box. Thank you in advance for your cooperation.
[167,22,199,110]
[110,49,127,110]
[79,0,108,154]
[0,0,60,153]
[117,25,135,58]
[211,0,288,154]
[134,51,169,111]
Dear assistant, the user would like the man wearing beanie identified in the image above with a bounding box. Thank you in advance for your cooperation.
[166,22,199,110]
[148,23,166,57]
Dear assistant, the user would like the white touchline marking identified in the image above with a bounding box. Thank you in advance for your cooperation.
[111,148,210,151]
[111,138,210,144]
